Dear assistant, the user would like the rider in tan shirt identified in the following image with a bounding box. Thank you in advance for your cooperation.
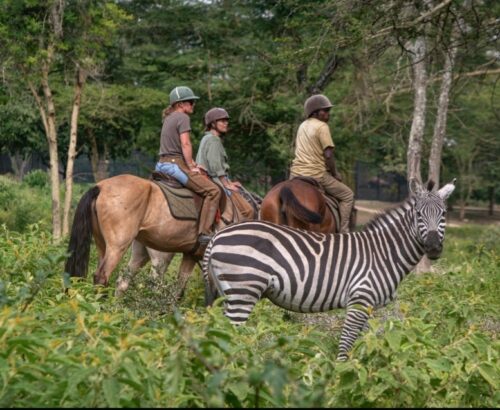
[290,94,354,233]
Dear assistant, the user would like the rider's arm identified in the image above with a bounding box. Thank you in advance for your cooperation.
[324,146,342,182]
[180,132,198,171]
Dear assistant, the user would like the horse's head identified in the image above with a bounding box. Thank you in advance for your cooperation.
[409,178,456,260]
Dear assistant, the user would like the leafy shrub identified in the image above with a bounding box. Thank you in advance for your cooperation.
[0,177,51,232]
[0,178,16,210]
[23,169,49,188]
[0,225,498,407]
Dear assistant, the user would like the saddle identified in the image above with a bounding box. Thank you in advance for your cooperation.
[151,172,201,220]
[290,176,341,230]
[151,172,249,225]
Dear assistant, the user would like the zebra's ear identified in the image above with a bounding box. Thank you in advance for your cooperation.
[437,178,456,200]
[426,179,435,192]
[408,178,424,196]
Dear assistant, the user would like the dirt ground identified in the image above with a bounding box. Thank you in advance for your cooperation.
[354,200,500,227]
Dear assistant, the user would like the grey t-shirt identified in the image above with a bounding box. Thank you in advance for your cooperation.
[159,112,191,157]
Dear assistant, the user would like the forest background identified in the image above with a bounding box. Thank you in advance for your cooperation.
[0,0,499,241]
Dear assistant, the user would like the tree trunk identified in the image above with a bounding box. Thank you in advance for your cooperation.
[406,36,428,184]
[488,186,494,216]
[62,68,86,236]
[90,132,109,182]
[459,200,466,220]
[28,73,61,241]
[406,36,432,274]
[21,3,64,242]
[34,48,62,242]
[9,152,31,181]
[428,23,459,187]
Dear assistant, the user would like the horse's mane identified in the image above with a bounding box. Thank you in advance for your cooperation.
[362,197,414,232]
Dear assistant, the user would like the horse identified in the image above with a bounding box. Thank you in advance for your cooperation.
[117,186,262,296]
[259,176,356,234]
[64,173,260,298]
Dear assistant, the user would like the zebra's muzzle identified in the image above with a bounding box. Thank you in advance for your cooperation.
[424,230,442,260]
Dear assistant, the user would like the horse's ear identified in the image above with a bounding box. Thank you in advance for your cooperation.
[426,179,435,192]
[408,178,424,196]
[437,178,456,200]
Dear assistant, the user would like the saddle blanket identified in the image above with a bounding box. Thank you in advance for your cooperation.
[153,179,199,221]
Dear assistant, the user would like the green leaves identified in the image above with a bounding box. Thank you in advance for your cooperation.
[0,219,499,407]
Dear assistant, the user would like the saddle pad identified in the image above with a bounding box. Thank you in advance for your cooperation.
[153,180,199,221]
[324,195,341,232]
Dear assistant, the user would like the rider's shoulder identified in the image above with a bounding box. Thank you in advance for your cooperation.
[169,111,190,122]
[300,117,328,131]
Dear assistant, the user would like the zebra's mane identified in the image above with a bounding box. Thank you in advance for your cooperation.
[362,197,415,232]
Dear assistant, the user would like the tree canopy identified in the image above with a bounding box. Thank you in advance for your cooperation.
[1,0,498,200]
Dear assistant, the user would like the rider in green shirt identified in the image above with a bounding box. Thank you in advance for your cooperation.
[196,108,255,221]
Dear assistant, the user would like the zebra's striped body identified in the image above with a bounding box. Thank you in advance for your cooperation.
[203,179,455,360]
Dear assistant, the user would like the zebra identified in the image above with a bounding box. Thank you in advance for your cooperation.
[202,178,456,361]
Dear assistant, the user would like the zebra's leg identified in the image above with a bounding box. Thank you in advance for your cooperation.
[336,304,371,361]
[223,285,263,325]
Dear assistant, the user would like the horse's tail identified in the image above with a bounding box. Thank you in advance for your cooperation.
[64,186,100,277]
[202,239,219,307]
[279,185,323,225]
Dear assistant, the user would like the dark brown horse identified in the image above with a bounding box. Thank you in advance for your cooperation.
[64,174,259,297]
[260,177,355,234]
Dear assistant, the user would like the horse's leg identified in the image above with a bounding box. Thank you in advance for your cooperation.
[148,248,175,281]
[176,253,198,301]
[115,240,150,296]
[94,243,131,287]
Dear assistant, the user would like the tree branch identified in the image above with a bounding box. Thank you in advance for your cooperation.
[369,0,453,40]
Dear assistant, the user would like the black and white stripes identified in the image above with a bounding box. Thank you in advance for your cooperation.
[203,179,455,360]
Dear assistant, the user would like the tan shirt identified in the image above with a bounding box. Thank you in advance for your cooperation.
[290,118,334,178]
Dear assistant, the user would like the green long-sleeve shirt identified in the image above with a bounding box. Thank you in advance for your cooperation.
[196,132,230,178]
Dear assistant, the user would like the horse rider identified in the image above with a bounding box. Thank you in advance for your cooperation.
[196,107,255,221]
[289,94,354,233]
[156,86,221,245]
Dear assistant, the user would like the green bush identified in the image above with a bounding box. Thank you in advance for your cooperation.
[0,176,51,232]
[0,177,16,210]
[0,224,498,407]
[23,169,49,188]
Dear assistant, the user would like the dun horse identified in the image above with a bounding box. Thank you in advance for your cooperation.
[64,174,259,297]
[260,176,355,233]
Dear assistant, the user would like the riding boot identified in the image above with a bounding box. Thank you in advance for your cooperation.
[197,203,220,244]
[183,177,221,244]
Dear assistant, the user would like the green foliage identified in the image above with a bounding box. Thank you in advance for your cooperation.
[0,220,498,407]
[0,87,45,161]
[0,176,51,232]
[22,169,49,189]
[330,318,499,407]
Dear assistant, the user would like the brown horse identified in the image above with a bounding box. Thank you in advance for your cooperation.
[260,177,355,233]
[64,174,259,297]
[117,186,262,296]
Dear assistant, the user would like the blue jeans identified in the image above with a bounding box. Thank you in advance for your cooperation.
[155,162,188,185]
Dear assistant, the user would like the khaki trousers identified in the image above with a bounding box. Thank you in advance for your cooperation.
[160,156,221,235]
[290,171,354,233]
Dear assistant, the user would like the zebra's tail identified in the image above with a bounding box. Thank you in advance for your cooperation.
[202,239,219,307]
[280,185,323,225]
